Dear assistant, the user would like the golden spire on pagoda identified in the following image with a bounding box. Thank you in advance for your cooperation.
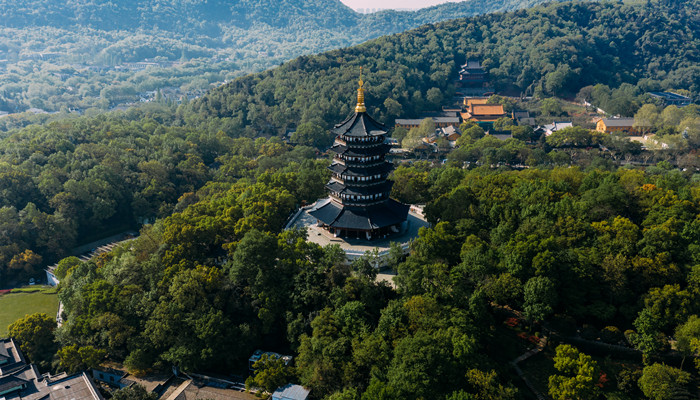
[355,67,366,113]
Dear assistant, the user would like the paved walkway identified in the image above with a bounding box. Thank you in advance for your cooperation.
[71,231,138,259]
[510,335,548,400]
[46,234,137,275]
[56,301,64,327]
[494,304,548,400]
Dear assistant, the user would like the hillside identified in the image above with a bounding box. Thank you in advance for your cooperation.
[0,0,358,32]
[0,0,696,282]
[0,0,560,116]
[0,2,698,396]
[0,0,557,32]
[191,0,699,134]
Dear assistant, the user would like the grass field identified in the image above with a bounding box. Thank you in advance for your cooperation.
[0,286,58,337]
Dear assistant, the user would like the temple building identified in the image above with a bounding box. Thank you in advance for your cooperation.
[309,74,409,240]
[458,59,487,87]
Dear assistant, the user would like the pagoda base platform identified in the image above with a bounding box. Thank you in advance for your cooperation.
[286,203,429,268]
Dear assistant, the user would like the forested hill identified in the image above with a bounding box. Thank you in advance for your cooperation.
[0,0,564,116]
[0,0,555,33]
[190,0,699,135]
[0,0,357,32]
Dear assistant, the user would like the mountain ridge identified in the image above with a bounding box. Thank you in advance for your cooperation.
[0,0,562,33]
[190,0,699,134]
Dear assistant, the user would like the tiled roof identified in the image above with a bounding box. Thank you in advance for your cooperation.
[465,98,489,107]
[328,162,392,177]
[395,119,427,125]
[329,144,390,157]
[470,104,505,115]
[601,118,635,127]
[333,112,387,137]
[648,92,690,100]
[0,339,103,400]
[0,375,27,395]
[272,384,310,400]
[309,198,409,231]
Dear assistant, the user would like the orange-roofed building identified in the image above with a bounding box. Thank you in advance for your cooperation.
[463,97,489,108]
[462,104,506,124]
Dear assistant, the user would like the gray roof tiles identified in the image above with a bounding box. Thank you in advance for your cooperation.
[0,339,102,400]
[333,112,387,137]
[601,118,635,127]
[272,384,310,400]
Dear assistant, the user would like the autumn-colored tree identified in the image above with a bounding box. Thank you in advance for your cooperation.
[7,249,42,279]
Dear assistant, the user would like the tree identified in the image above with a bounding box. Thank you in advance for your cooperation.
[246,354,297,393]
[523,276,557,322]
[511,125,535,141]
[53,256,81,280]
[630,308,667,359]
[540,98,563,117]
[387,242,406,270]
[548,345,600,400]
[392,127,408,144]
[544,64,573,96]
[403,118,434,150]
[462,369,518,399]
[8,313,57,368]
[486,95,516,113]
[391,165,430,204]
[634,104,659,134]
[7,249,42,279]
[674,315,700,371]
[384,98,403,120]
[111,384,159,400]
[660,105,684,127]
[637,363,692,400]
[546,126,595,147]
[291,122,331,149]
[492,117,515,131]
[616,367,643,397]
[426,87,443,109]
[459,120,477,133]
[386,329,466,399]
[463,125,485,140]
[56,345,107,374]
[483,273,522,306]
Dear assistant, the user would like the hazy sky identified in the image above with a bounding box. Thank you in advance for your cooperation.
[339,0,462,10]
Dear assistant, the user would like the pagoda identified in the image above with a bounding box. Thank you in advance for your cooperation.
[309,72,409,240]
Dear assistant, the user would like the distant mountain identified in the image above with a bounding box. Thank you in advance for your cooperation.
[0,0,358,32]
[0,0,568,115]
[0,0,560,35]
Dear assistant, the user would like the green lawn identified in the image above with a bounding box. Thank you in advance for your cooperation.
[0,286,58,337]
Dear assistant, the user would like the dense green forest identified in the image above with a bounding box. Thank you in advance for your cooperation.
[48,158,700,399]
[0,0,554,32]
[0,0,557,117]
[0,0,697,284]
[0,1,698,398]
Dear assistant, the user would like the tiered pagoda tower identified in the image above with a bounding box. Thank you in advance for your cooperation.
[309,72,409,240]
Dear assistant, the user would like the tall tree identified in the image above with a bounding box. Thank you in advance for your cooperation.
[8,313,57,369]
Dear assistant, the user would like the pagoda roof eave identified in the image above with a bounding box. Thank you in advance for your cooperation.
[309,197,410,231]
[328,162,393,176]
[326,181,393,196]
[332,111,387,137]
[329,144,391,156]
